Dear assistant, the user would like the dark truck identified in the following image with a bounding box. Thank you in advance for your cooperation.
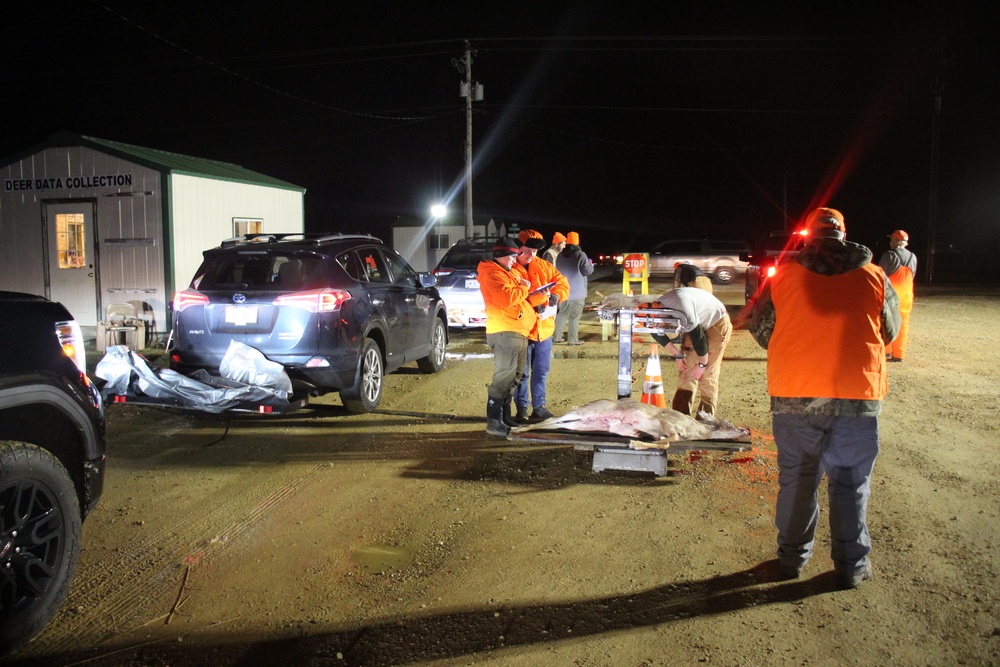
[0,291,106,657]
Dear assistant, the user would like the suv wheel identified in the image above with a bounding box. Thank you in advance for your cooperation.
[340,339,384,414]
[713,265,735,285]
[0,442,81,657]
[416,319,447,374]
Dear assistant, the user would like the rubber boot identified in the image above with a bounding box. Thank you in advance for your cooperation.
[671,389,695,416]
[486,393,510,436]
[501,394,520,428]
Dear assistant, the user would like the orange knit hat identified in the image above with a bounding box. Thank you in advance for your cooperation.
[803,207,845,238]
[566,231,580,245]
[552,232,567,244]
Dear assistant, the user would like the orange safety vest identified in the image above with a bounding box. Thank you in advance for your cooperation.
[513,260,570,341]
[889,265,914,315]
[477,260,537,336]
[768,262,888,400]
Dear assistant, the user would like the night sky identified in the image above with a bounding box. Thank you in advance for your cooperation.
[4,1,998,270]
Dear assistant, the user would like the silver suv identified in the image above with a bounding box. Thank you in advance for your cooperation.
[647,239,750,284]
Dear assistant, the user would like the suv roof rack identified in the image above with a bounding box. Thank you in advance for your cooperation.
[219,232,382,248]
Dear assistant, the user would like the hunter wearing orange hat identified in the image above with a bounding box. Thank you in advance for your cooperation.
[511,229,570,422]
[543,232,567,264]
[878,230,917,362]
[553,230,594,345]
[477,236,536,436]
[749,206,901,590]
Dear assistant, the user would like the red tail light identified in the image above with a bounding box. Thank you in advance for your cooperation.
[766,265,778,279]
[173,290,209,311]
[432,269,453,276]
[273,288,351,313]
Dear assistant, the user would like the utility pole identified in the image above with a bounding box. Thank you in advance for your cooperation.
[453,41,483,239]
[926,40,951,284]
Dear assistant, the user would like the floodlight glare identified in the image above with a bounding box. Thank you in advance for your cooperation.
[430,203,447,218]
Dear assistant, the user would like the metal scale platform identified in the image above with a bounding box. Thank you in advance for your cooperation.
[511,301,749,476]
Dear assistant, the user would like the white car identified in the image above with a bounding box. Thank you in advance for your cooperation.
[431,239,494,328]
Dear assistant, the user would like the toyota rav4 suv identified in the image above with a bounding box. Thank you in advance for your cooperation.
[169,233,448,413]
[0,292,106,657]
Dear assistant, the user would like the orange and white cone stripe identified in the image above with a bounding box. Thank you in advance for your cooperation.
[640,344,667,408]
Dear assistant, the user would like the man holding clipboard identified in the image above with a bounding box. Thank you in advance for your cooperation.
[511,230,570,423]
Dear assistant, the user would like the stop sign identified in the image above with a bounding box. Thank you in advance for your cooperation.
[623,253,647,275]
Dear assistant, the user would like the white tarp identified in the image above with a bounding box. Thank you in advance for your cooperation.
[95,342,292,413]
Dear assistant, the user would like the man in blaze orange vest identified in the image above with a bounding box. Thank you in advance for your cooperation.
[879,230,917,362]
[477,236,537,437]
[511,229,570,422]
[749,207,900,590]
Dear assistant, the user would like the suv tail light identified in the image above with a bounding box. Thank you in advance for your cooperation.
[174,290,210,311]
[55,320,86,373]
[274,288,351,313]
[432,269,453,276]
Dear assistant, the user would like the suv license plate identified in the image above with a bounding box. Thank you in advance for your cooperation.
[225,305,259,325]
[464,278,480,289]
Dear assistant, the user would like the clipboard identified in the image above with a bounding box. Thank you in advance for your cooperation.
[529,280,557,296]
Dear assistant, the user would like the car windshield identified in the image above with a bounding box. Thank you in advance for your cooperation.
[439,246,492,270]
[194,253,326,291]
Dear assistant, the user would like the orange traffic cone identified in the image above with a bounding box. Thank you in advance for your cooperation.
[640,344,667,408]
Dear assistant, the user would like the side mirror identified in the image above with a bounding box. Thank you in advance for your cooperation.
[418,272,438,288]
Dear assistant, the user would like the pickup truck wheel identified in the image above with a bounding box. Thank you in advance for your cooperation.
[713,266,735,284]
[340,339,383,414]
[416,318,447,374]
[0,441,81,658]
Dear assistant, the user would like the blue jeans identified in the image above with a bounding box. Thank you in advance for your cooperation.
[772,413,879,575]
[514,336,553,410]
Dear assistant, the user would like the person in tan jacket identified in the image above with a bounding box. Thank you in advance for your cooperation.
[511,229,570,422]
[477,236,537,436]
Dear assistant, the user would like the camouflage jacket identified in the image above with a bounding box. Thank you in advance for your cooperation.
[748,237,901,417]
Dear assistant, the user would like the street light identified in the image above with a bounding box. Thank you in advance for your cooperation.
[430,203,447,219]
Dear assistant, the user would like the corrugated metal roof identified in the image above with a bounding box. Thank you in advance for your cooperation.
[11,132,305,193]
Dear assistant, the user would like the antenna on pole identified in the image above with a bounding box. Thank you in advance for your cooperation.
[453,41,483,239]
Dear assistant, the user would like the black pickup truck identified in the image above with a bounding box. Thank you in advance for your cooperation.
[0,291,106,657]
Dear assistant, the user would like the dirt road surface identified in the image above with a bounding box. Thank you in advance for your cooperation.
[8,279,999,667]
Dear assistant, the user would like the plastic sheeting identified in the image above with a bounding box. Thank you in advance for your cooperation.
[95,342,292,414]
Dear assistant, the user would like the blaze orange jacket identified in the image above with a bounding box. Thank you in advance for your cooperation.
[477,260,536,336]
[768,262,888,400]
[512,259,570,341]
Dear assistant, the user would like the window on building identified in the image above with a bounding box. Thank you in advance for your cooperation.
[55,213,86,269]
[233,218,264,237]
[428,233,450,250]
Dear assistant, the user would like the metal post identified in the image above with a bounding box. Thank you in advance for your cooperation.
[463,42,474,238]
[926,87,941,283]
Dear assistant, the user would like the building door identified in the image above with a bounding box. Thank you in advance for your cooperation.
[45,201,98,326]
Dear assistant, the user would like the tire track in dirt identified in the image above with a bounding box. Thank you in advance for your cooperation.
[19,463,326,657]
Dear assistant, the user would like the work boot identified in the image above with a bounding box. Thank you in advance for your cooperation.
[529,405,555,423]
[671,389,694,415]
[836,558,873,590]
[486,394,510,437]
[501,395,520,428]
[514,405,531,424]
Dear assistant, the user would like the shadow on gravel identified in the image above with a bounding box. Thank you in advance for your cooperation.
[8,562,836,667]
[103,410,690,489]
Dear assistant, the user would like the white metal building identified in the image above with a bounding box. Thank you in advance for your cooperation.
[0,132,305,338]
[392,215,510,272]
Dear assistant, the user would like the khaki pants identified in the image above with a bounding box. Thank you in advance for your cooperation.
[676,313,732,416]
[486,331,529,399]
